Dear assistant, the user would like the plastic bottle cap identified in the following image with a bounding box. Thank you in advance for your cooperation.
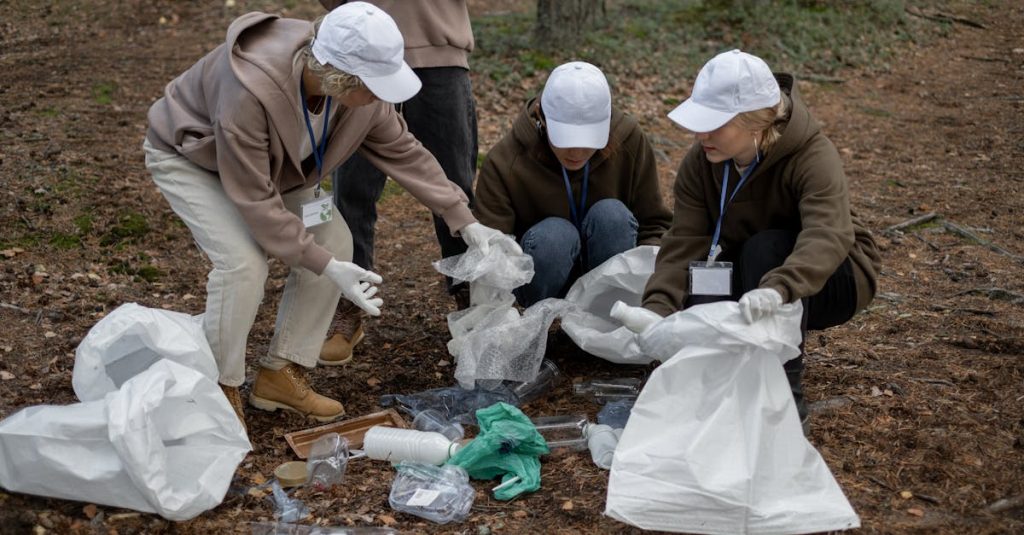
[274,461,308,487]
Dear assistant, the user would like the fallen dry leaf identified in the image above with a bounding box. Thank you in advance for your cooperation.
[900,490,914,499]
[562,500,574,511]
[907,507,925,517]
[83,504,98,519]
[378,515,397,526]
[367,377,381,387]
[513,510,528,518]
[252,473,267,485]
[0,371,14,380]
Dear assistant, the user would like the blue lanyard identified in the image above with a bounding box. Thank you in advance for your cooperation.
[299,82,332,198]
[560,162,590,231]
[708,159,759,261]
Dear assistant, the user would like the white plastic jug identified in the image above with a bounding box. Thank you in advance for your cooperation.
[363,427,462,465]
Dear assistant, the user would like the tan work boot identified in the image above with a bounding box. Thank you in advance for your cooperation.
[319,300,365,366]
[249,364,345,422]
[219,384,247,432]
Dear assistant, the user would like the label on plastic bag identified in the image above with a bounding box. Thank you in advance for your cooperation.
[406,488,440,507]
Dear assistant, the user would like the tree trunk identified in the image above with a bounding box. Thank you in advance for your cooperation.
[535,0,607,45]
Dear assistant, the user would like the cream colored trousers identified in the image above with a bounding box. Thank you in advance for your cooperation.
[144,139,351,387]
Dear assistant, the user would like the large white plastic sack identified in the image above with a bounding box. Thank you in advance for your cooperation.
[561,245,658,364]
[73,302,218,401]
[605,300,860,534]
[0,360,250,521]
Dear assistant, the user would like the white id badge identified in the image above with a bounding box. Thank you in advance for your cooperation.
[301,197,333,228]
[689,261,733,296]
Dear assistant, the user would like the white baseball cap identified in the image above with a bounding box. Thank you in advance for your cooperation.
[667,49,780,133]
[540,61,611,149]
[311,2,421,103]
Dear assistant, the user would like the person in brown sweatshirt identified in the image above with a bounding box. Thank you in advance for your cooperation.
[475,62,672,306]
[316,0,479,366]
[613,50,881,429]
[144,3,506,429]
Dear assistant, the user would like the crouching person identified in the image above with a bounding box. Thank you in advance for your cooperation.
[474,61,671,307]
[144,2,503,430]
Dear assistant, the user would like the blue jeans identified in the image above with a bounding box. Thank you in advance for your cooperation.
[514,199,638,307]
[332,67,477,291]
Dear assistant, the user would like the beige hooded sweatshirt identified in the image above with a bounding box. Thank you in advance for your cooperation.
[146,13,474,275]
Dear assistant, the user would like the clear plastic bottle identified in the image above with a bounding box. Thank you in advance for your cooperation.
[363,426,463,465]
[572,377,642,402]
[531,414,590,451]
[411,409,465,442]
[511,359,563,404]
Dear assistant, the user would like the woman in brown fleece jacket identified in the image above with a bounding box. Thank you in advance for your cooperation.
[613,50,880,427]
[475,62,671,306]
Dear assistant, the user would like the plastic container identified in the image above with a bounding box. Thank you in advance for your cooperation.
[363,426,462,465]
[572,377,642,402]
[411,409,465,442]
[531,414,590,452]
[510,359,562,404]
[305,432,349,491]
[389,462,473,524]
[273,461,308,488]
[584,423,620,470]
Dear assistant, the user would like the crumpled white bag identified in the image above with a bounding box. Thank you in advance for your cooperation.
[0,359,250,520]
[605,300,860,534]
[73,302,218,401]
[560,245,658,364]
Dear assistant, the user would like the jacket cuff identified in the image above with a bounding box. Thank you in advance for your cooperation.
[300,244,333,275]
[442,203,476,236]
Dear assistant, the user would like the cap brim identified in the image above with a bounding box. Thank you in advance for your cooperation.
[360,62,421,104]
[667,99,736,133]
[545,117,610,149]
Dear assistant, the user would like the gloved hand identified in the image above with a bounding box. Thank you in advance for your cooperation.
[738,288,783,323]
[323,259,384,316]
[610,301,663,334]
[460,222,523,256]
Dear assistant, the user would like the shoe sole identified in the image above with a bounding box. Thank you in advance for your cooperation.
[317,329,365,366]
[248,394,345,422]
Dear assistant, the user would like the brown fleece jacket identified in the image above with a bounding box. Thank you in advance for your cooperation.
[474,99,671,245]
[642,74,880,317]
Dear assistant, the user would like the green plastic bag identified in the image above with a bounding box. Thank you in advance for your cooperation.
[446,402,550,500]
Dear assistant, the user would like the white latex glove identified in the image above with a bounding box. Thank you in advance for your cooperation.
[610,300,663,334]
[460,222,523,256]
[323,259,384,316]
[738,288,784,324]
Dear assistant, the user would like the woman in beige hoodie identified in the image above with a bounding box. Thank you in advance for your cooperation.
[144,3,505,429]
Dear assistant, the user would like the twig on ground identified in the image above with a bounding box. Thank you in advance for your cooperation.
[910,377,956,387]
[928,304,995,316]
[915,493,941,505]
[866,475,893,491]
[952,287,1024,305]
[986,493,1024,514]
[0,303,31,314]
[960,55,1009,63]
[913,232,941,251]
[943,220,1024,263]
[905,6,986,29]
[884,212,939,234]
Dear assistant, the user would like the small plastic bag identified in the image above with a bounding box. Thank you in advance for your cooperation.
[305,433,349,492]
[270,480,309,523]
[388,462,473,524]
[597,398,635,429]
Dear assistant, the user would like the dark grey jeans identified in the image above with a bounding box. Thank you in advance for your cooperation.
[332,67,477,291]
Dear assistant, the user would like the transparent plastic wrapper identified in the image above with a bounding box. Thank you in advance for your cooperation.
[411,409,465,442]
[532,414,590,452]
[72,302,218,401]
[381,386,517,427]
[597,398,635,429]
[0,360,251,521]
[251,523,397,535]
[270,480,309,523]
[606,301,861,534]
[572,377,642,402]
[306,433,349,491]
[560,246,659,365]
[432,236,533,290]
[388,462,473,524]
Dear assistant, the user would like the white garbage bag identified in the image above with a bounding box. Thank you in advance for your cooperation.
[0,360,250,521]
[560,245,658,364]
[73,302,218,401]
[605,300,860,534]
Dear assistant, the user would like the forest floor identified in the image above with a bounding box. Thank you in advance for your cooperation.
[0,0,1022,534]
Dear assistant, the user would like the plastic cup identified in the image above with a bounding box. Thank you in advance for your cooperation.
[511,359,562,404]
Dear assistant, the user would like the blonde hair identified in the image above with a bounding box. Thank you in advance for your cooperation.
[305,15,366,97]
[732,93,791,154]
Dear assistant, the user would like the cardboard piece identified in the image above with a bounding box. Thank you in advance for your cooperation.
[284,409,408,459]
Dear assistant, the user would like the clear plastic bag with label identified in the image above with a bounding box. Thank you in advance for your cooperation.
[388,462,474,524]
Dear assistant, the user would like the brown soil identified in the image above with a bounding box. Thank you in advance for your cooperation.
[1,1,1022,534]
